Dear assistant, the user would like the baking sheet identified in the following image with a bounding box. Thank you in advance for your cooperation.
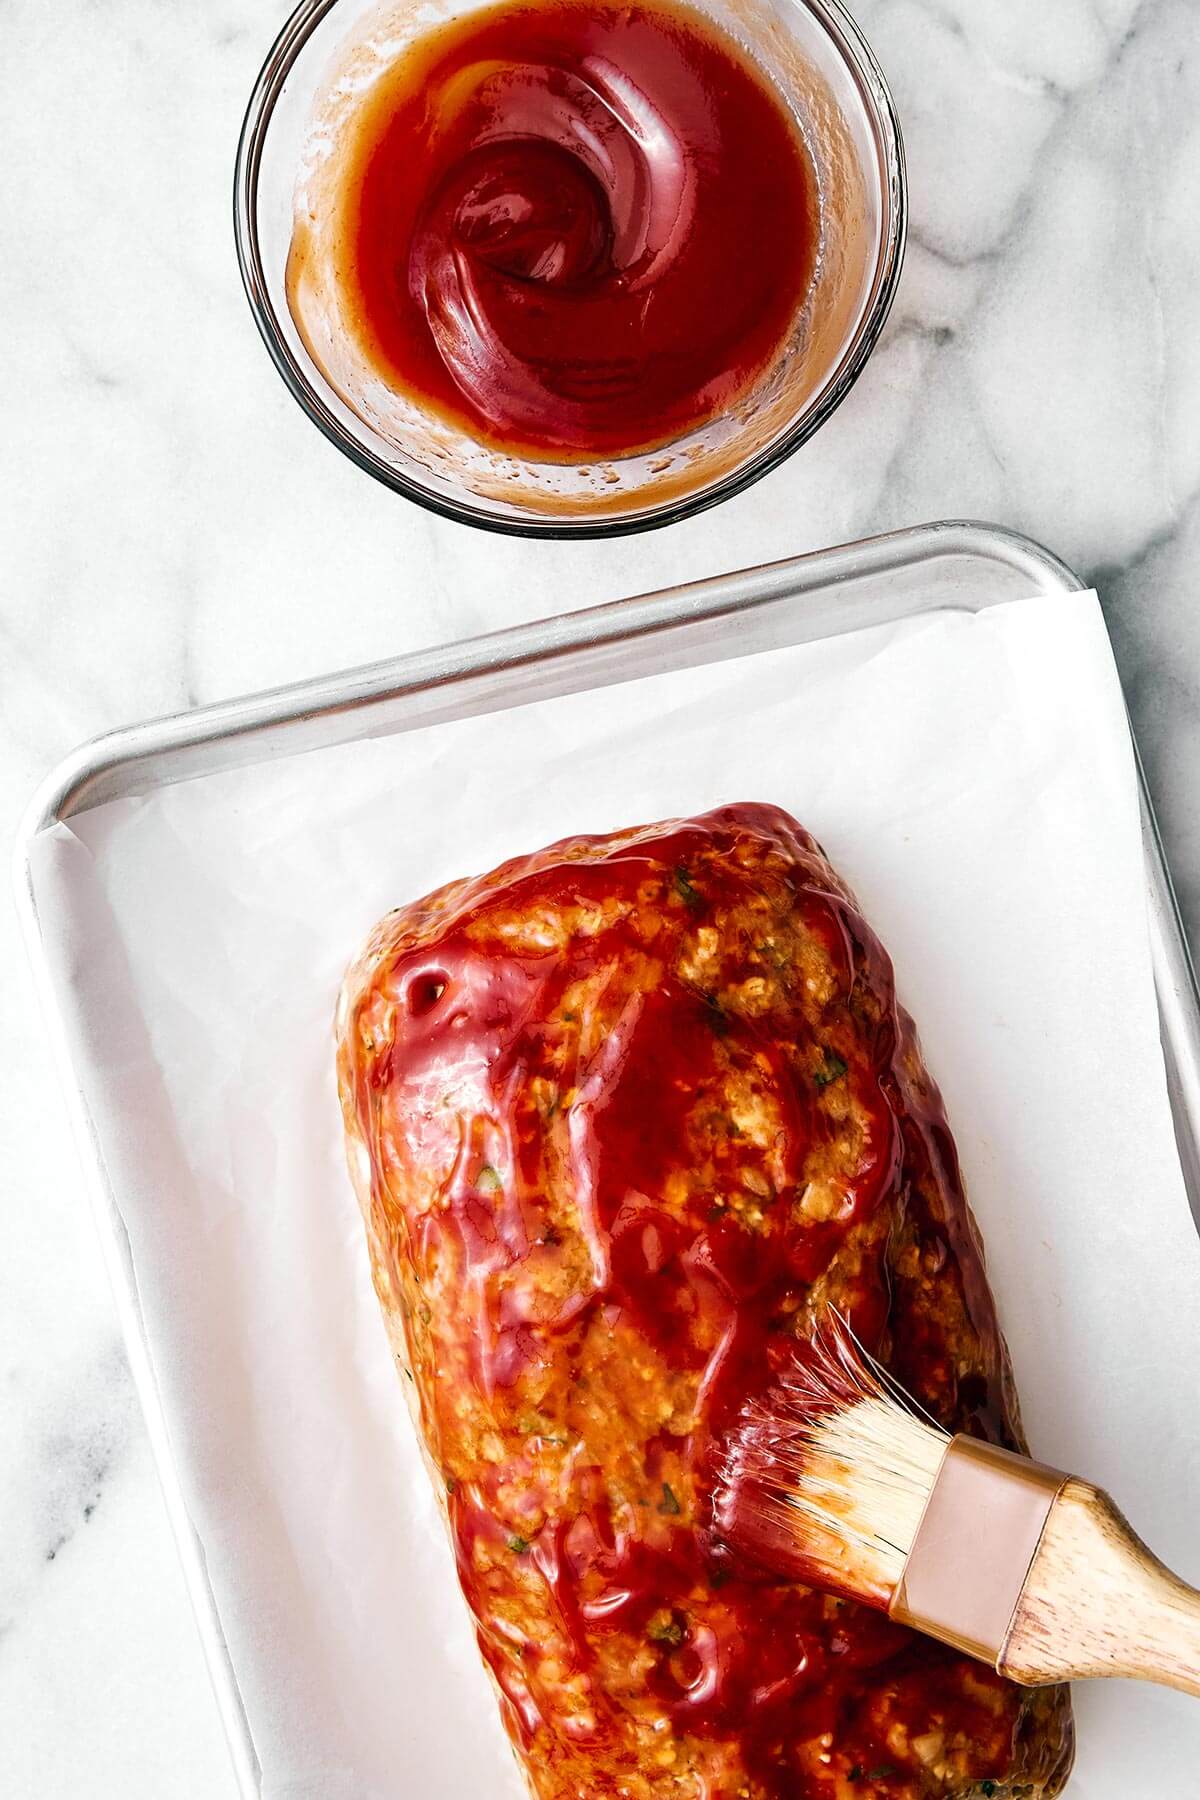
[26,590,1200,1796]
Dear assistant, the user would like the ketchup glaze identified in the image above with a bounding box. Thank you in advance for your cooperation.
[339,806,1075,1796]
[311,0,820,457]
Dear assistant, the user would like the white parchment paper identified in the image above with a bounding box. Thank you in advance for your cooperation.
[27,591,1200,1797]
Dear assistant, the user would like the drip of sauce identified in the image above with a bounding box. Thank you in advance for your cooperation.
[300,0,820,456]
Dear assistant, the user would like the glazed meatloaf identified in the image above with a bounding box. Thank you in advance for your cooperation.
[336,803,1074,1799]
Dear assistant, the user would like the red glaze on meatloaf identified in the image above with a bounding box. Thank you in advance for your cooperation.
[336,803,1074,1799]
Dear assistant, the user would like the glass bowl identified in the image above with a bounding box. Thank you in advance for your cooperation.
[235,0,906,538]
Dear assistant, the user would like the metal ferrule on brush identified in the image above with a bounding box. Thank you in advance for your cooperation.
[890,1436,1068,1665]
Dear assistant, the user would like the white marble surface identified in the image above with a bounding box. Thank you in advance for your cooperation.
[2,0,1199,1792]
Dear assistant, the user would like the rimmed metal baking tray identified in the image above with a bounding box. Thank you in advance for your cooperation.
[16,518,1200,1795]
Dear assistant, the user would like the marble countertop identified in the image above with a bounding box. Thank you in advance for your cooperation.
[3,0,1198,1792]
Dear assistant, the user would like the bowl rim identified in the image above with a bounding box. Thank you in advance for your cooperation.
[233,0,908,539]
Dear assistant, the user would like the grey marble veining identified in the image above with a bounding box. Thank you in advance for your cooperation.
[3,0,1199,1791]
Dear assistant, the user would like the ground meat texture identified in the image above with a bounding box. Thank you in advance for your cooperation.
[336,803,1075,1799]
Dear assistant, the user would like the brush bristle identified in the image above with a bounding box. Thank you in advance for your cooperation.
[712,1313,951,1608]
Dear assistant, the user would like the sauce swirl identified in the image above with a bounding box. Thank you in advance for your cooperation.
[310,0,819,456]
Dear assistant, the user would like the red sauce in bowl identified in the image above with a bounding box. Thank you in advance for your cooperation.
[311,0,820,457]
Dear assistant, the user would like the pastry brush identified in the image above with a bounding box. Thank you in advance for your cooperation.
[712,1312,1200,1696]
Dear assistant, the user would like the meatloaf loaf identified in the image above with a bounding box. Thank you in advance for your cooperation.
[335,802,1074,1799]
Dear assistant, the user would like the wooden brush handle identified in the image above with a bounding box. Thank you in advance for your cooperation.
[999,1478,1200,1697]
